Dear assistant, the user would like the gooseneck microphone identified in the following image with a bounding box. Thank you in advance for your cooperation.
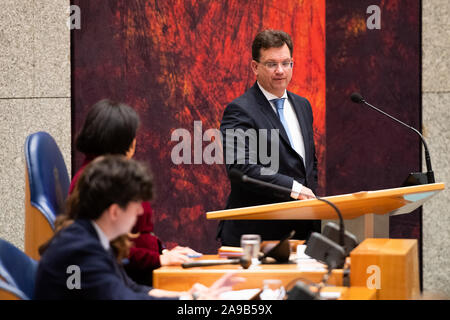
[229,169,346,248]
[182,257,251,269]
[229,169,298,196]
[350,92,435,184]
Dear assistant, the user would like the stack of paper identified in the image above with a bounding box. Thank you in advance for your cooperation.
[218,246,243,258]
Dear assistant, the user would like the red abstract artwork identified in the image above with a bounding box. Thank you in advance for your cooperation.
[72,0,326,253]
[325,0,421,241]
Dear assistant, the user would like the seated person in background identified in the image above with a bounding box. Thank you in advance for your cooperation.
[69,99,200,285]
[35,156,243,299]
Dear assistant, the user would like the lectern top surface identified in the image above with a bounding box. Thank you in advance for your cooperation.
[206,183,445,220]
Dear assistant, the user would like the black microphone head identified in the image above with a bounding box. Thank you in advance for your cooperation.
[261,239,291,263]
[260,230,295,263]
[229,169,245,182]
[350,92,364,104]
[239,257,251,269]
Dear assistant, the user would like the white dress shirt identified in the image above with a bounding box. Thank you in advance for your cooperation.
[257,82,306,198]
[91,221,110,251]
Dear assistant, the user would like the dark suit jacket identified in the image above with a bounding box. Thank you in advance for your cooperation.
[218,83,320,246]
[70,158,163,286]
[34,219,172,300]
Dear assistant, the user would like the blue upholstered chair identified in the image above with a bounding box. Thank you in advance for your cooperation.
[0,279,29,300]
[24,131,70,260]
[0,238,38,300]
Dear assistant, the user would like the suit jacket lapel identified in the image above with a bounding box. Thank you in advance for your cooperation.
[287,91,310,167]
[79,219,123,278]
[251,84,292,147]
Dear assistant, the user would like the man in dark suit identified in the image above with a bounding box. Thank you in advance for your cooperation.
[35,156,242,299]
[218,30,320,246]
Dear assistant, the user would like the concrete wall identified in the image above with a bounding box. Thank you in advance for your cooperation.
[422,0,450,297]
[0,1,71,250]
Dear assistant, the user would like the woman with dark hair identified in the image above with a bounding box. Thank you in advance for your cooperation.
[69,99,200,285]
[36,156,242,299]
[75,99,140,157]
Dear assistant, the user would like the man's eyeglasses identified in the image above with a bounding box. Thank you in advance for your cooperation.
[258,60,294,71]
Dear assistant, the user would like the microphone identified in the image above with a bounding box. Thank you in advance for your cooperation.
[229,169,347,249]
[183,231,295,269]
[259,230,295,263]
[229,169,293,197]
[305,232,346,269]
[322,222,358,256]
[350,92,435,184]
[182,257,251,269]
[286,281,318,300]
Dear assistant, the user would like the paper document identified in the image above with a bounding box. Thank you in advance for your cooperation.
[219,289,261,300]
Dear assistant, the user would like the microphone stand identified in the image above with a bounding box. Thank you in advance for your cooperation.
[353,94,435,184]
[182,257,251,269]
[231,170,346,248]
[315,197,344,248]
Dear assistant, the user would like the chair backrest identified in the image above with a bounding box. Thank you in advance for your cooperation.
[25,131,70,226]
[24,131,70,259]
[0,279,29,300]
[0,238,38,300]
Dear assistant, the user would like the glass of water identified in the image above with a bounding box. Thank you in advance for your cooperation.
[240,234,261,267]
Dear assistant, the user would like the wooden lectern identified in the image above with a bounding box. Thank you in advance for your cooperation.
[206,183,445,300]
[350,238,420,300]
[207,183,445,240]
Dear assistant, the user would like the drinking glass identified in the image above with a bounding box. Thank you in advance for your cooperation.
[240,234,261,267]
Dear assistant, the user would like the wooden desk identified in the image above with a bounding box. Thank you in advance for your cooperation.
[153,255,343,292]
[152,255,376,300]
[322,287,376,300]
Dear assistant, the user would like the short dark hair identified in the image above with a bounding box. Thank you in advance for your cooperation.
[76,99,140,156]
[252,29,293,62]
[67,155,153,221]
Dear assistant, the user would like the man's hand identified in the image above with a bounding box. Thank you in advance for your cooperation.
[192,272,246,300]
[149,272,246,300]
[297,186,316,200]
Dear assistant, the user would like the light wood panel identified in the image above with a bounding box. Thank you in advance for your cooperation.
[350,238,420,300]
[331,286,376,300]
[0,289,22,300]
[207,183,445,220]
[24,167,54,261]
[153,255,343,292]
